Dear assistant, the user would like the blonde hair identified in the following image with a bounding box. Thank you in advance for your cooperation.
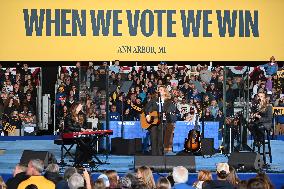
[198,170,212,181]
[226,166,240,186]
[158,85,171,100]
[137,166,156,189]
[0,176,7,189]
[193,170,212,188]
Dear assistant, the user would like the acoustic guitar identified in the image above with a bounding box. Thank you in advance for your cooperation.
[140,111,160,129]
[184,129,201,153]
[184,112,201,153]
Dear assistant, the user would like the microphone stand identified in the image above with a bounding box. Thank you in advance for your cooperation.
[60,118,66,167]
[200,92,205,139]
[158,94,166,170]
[121,94,124,139]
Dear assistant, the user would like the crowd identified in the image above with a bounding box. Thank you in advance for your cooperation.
[0,57,282,135]
[0,63,39,136]
[0,159,277,189]
[55,57,283,134]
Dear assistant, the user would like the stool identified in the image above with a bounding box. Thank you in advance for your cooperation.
[253,129,272,165]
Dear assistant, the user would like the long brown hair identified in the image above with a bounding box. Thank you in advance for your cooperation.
[105,170,118,188]
[193,170,212,187]
[156,177,171,189]
[226,166,240,186]
[71,102,84,126]
[137,166,155,189]
[197,170,212,181]
[258,92,268,113]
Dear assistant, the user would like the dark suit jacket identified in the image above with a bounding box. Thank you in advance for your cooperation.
[6,172,30,189]
[144,97,176,124]
[63,114,87,132]
[258,105,273,130]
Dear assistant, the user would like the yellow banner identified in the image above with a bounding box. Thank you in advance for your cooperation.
[0,0,284,61]
[273,107,284,116]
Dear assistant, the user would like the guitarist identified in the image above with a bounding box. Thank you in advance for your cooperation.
[144,85,176,155]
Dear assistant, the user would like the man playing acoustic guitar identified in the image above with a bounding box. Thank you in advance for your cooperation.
[142,85,176,155]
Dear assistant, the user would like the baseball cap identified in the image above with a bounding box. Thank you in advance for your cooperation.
[98,174,110,187]
[216,163,230,174]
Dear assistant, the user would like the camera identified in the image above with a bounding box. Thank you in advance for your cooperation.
[76,167,85,174]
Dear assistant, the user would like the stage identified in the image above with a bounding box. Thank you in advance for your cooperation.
[0,136,284,188]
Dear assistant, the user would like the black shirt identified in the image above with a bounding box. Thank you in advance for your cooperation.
[6,172,30,189]
[203,180,234,189]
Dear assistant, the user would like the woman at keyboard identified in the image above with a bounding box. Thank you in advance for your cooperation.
[64,102,88,132]
[63,102,93,167]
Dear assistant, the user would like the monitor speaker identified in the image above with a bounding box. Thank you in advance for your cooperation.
[20,150,56,168]
[134,156,165,171]
[201,138,215,156]
[165,156,196,172]
[111,137,142,155]
[228,152,263,171]
[134,155,195,172]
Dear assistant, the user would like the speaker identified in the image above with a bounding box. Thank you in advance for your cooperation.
[111,138,142,155]
[134,155,196,172]
[166,156,196,172]
[201,138,215,156]
[228,152,264,171]
[134,156,165,171]
[20,150,56,168]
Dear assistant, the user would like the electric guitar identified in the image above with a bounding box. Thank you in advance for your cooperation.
[140,111,160,129]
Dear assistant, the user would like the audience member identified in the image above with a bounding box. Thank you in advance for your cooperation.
[44,163,63,185]
[192,170,212,189]
[256,172,274,189]
[236,180,248,189]
[68,173,84,189]
[172,166,193,189]
[0,176,7,189]
[156,177,171,189]
[56,167,77,189]
[202,163,234,189]
[18,159,55,189]
[136,166,155,189]
[123,173,141,189]
[97,174,110,188]
[93,178,106,189]
[6,163,29,189]
[133,183,149,189]
[119,177,132,189]
[247,177,269,189]
[226,166,240,187]
[105,170,119,189]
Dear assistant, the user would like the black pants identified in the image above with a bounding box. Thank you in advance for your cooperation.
[149,124,163,155]
[74,138,94,166]
[249,123,265,144]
